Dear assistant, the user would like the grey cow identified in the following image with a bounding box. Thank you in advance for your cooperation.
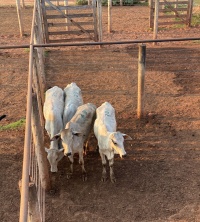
[51,103,96,181]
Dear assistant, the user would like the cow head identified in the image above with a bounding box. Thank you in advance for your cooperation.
[45,147,64,172]
[109,132,132,158]
[51,122,83,157]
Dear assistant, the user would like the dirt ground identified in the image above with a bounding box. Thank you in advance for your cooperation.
[1,5,200,222]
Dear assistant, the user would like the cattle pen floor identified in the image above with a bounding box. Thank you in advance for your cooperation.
[1,5,200,222]
[43,44,200,222]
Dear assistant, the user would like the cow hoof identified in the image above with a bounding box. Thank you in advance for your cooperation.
[82,174,87,181]
[101,176,107,182]
[67,174,72,179]
[49,189,56,195]
[111,178,116,183]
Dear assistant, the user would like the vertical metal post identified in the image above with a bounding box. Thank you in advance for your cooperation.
[19,1,36,221]
[137,44,146,119]
[19,43,34,222]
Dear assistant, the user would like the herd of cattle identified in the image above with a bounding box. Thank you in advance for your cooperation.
[43,82,132,183]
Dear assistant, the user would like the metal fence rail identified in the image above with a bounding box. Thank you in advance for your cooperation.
[19,1,49,221]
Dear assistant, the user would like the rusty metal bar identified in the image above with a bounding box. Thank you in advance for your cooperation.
[19,0,36,221]
[0,37,200,50]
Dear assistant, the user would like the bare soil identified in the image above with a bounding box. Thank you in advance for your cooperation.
[1,5,200,222]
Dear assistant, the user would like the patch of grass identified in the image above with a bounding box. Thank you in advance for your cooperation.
[192,13,200,26]
[194,0,200,5]
[0,118,26,131]
[173,23,185,28]
[137,1,148,6]
[192,40,200,44]
[24,48,30,53]
[44,50,50,58]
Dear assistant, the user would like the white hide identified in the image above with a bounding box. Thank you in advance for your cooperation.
[52,103,96,181]
[63,82,83,127]
[43,86,64,172]
[60,103,96,156]
[94,102,132,182]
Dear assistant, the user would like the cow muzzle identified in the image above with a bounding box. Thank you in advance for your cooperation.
[50,167,58,173]
[122,154,127,158]
[64,152,72,157]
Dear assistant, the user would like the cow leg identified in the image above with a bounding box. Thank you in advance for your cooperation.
[67,155,74,179]
[100,152,107,182]
[83,140,89,156]
[83,132,92,155]
[109,158,116,183]
[79,151,87,181]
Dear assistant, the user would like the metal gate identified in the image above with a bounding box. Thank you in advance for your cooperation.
[149,0,193,28]
[41,0,102,43]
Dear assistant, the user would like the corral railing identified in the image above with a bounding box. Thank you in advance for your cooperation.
[19,1,51,222]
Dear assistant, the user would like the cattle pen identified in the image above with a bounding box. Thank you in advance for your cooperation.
[1,1,200,222]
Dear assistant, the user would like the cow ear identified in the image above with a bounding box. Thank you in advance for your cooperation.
[51,134,61,141]
[122,134,132,140]
[45,147,49,153]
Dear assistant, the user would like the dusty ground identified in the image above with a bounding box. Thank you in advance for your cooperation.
[0,5,200,222]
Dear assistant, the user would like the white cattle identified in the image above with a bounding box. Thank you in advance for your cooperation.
[94,102,132,183]
[43,86,64,172]
[63,82,83,129]
[51,103,96,181]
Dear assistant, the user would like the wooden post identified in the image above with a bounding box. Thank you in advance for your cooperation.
[137,44,146,119]
[175,0,178,9]
[97,0,103,46]
[34,6,46,105]
[64,0,69,31]
[33,49,46,106]
[33,9,46,101]
[149,0,154,29]
[28,182,41,222]
[108,0,112,33]
[32,50,45,129]
[41,0,50,43]
[187,0,193,27]
[19,180,41,222]
[16,0,24,37]
[21,0,25,8]
[120,0,123,6]
[32,94,51,191]
[37,0,46,45]
[93,0,98,41]
[153,0,159,45]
